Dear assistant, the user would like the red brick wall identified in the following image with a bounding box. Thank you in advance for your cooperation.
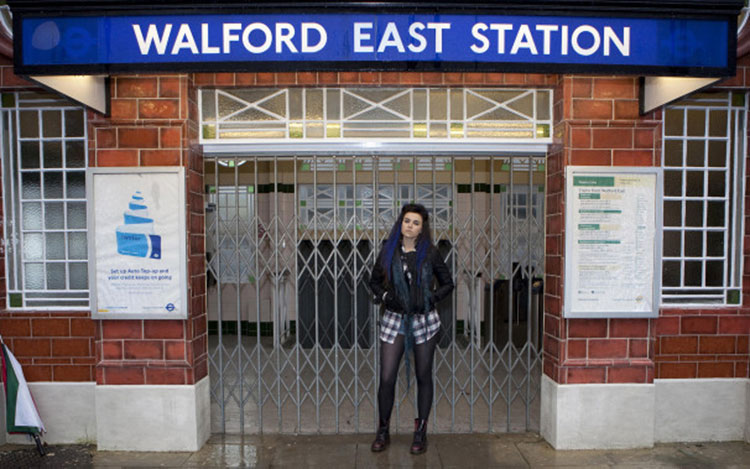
[544,76,661,384]
[90,74,207,385]
[655,309,749,378]
[545,74,750,384]
[0,313,96,381]
[190,71,558,87]
[647,56,750,381]
[1,66,747,385]
[0,72,207,386]
[0,68,554,384]
[0,61,97,382]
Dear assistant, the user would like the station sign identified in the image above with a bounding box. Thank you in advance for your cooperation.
[15,13,735,76]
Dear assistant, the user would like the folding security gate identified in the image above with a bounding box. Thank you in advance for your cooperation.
[205,154,545,434]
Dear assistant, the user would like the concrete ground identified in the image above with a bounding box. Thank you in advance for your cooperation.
[1,433,749,468]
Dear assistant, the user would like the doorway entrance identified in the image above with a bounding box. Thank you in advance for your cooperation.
[205,154,545,434]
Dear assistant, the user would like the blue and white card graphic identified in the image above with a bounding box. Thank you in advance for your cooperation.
[115,190,163,259]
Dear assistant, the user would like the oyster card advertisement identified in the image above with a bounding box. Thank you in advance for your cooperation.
[564,167,662,318]
[88,168,187,319]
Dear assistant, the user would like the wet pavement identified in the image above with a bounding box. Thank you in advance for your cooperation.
[1,432,749,468]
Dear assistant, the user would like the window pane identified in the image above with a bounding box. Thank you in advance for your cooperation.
[664,109,683,136]
[24,263,44,289]
[68,232,87,260]
[684,261,702,286]
[663,261,681,286]
[66,172,86,199]
[664,140,683,167]
[706,201,725,227]
[65,141,85,168]
[69,263,88,289]
[708,141,727,167]
[685,201,703,227]
[430,89,447,120]
[21,141,40,169]
[43,172,63,198]
[685,171,703,197]
[21,173,41,199]
[707,171,725,197]
[663,201,682,227]
[44,202,64,229]
[201,90,216,121]
[687,109,705,136]
[46,263,65,289]
[664,170,682,196]
[684,231,703,257]
[43,141,62,168]
[536,90,551,120]
[686,140,705,167]
[708,110,728,137]
[450,89,464,120]
[663,230,681,257]
[42,110,62,137]
[64,110,84,137]
[23,233,43,260]
[411,89,426,121]
[306,89,323,120]
[19,110,38,138]
[22,202,42,230]
[67,202,86,229]
[46,232,65,259]
[706,231,724,257]
[705,261,724,286]
[326,89,340,121]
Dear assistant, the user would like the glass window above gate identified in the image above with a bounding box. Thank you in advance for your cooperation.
[200,88,553,142]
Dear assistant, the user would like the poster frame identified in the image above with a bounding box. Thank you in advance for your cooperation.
[87,166,188,320]
[564,165,663,319]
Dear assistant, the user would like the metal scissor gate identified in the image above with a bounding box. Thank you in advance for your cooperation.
[205,154,545,434]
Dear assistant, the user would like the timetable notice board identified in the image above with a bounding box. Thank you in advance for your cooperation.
[564,167,663,318]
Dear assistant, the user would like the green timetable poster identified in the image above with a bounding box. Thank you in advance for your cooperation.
[564,167,662,318]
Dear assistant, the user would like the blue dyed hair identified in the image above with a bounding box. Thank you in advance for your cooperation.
[379,203,433,285]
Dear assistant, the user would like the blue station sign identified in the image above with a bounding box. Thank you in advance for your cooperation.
[16,13,734,76]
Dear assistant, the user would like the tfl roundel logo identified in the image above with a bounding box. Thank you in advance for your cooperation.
[165,303,175,312]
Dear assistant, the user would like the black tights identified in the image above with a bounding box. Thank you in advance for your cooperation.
[377,334,437,422]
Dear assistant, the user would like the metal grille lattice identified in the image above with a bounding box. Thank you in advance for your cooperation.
[206,155,545,434]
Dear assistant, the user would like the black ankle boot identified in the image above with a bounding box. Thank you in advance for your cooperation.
[410,418,427,454]
[371,419,390,452]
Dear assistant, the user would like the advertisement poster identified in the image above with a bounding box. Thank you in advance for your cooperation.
[88,168,187,319]
[564,167,662,318]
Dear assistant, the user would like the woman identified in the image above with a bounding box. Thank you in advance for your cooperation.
[368,203,454,455]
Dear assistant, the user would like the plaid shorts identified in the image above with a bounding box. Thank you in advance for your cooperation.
[379,309,441,344]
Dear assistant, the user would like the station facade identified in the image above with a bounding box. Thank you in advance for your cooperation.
[0,0,748,451]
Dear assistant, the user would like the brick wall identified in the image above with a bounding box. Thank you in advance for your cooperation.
[0,313,96,381]
[89,74,207,385]
[648,56,750,380]
[544,75,661,384]
[0,60,97,382]
[545,74,750,384]
[1,66,747,385]
[190,71,558,87]
[655,309,749,378]
[0,68,554,384]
